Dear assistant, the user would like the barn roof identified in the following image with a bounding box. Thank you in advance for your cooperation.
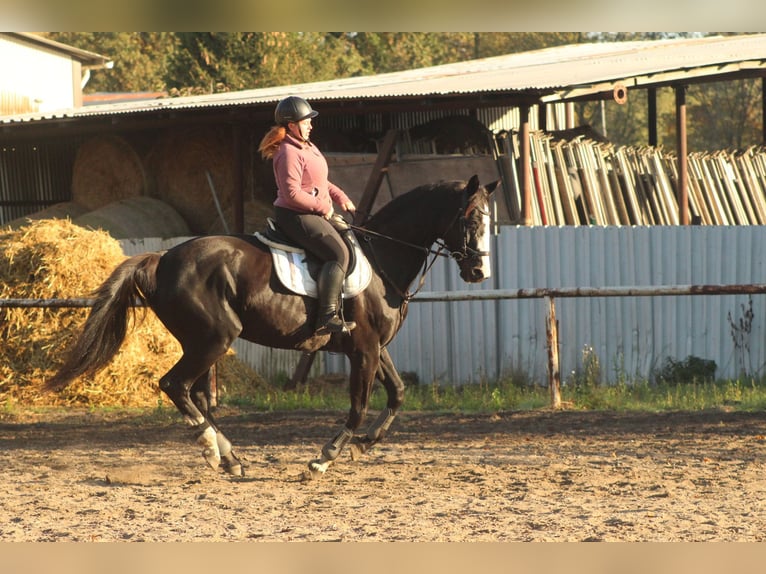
[1,33,765,128]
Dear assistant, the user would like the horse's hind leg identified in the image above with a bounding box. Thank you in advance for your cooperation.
[159,351,231,473]
[190,370,243,477]
[349,347,404,460]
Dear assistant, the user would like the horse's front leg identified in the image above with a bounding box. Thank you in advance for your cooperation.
[349,347,404,460]
[309,349,379,475]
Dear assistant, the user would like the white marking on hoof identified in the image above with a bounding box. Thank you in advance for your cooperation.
[308,458,332,474]
[196,426,221,469]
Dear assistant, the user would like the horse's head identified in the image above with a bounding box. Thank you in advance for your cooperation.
[444,175,499,283]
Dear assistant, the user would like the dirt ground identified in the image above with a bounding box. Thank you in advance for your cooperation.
[2,407,766,542]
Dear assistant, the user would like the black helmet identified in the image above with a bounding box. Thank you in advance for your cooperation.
[274,96,318,125]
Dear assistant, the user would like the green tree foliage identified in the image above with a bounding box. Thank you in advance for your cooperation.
[165,32,368,93]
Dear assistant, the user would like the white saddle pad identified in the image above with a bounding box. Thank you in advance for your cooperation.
[255,231,372,299]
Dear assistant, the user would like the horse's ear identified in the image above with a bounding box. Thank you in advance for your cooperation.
[484,179,500,195]
[465,174,480,196]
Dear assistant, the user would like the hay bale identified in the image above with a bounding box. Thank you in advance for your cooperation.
[6,201,89,229]
[0,219,265,407]
[71,135,147,210]
[146,126,235,233]
[206,199,274,235]
[74,197,191,239]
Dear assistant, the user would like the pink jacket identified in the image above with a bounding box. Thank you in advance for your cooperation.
[272,132,351,216]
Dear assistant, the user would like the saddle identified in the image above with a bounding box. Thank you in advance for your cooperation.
[254,216,372,299]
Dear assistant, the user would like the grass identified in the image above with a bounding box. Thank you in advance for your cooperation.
[5,374,766,422]
[221,375,766,414]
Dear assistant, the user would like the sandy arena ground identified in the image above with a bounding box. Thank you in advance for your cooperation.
[2,407,766,542]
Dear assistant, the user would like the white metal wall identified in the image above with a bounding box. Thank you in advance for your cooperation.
[122,224,766,385]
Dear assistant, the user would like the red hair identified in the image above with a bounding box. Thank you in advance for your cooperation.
[258,126,286,160]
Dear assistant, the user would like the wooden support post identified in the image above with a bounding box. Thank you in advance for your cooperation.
[546,296,562,409]
[675,85,690,225]
[648,87,658,147]
[354,128,398,225]
[232,124,244,233]
[762,77,766,145]
[519,104,532,226]
[285,352,317,390]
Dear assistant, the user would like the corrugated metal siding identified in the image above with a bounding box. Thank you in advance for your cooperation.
[0,138,82,225]
[121,225,766,386]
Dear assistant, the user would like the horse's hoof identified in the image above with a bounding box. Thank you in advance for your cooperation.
[308,458,330,475]
[348,437,372,461]
[348,442,362,461]
[202,447,222,470]
[223,463,244,477]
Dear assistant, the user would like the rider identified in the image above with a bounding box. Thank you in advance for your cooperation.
[258,96,357,335]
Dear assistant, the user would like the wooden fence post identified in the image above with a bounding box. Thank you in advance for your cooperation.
[546,296,562,409]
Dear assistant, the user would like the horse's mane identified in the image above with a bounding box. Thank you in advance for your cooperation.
[365,180,463,228]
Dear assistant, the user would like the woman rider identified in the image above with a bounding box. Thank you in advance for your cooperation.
[258,96,357,335]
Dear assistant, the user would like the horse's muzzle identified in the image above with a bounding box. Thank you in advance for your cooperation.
[461,266,485,282]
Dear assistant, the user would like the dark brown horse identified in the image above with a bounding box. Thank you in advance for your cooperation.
[48,175,498,476]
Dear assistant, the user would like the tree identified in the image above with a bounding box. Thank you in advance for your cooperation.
[166,32,367,93]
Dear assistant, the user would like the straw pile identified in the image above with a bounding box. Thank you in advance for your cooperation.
[146,126,235,233]
[0,219,266,407]
[71,135,147,210]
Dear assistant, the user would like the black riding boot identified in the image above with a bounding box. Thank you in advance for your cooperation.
[315,261,356,335]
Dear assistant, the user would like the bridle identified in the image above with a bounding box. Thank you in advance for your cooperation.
[348,189,490,304]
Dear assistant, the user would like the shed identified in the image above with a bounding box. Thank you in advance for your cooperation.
[0,32,113,115]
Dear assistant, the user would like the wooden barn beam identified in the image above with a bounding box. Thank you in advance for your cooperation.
[519,104,532,226]
[762,77,766,144]
[675,85,690,225]
[354,128,398,225]
[648,87,658,147]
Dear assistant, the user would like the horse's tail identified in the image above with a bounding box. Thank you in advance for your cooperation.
[46,252,161,392]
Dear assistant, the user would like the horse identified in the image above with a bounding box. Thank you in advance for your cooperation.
[48,174,499,477]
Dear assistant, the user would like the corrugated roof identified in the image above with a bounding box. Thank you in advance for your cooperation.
[2,34,766,126]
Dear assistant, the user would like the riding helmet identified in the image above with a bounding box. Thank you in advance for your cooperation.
[274,96,318,125]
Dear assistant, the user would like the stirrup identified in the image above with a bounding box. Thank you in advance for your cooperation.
[315,314,356,335]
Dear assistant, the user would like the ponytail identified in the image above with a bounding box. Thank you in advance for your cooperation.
[258,125,286,159]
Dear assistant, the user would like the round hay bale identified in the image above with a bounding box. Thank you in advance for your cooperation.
[74,197,191,239]
[5,201,89,229]
[146,126,235,233]
[0,219,265,407]
[71,135,147,210]
[207,199,275,235]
